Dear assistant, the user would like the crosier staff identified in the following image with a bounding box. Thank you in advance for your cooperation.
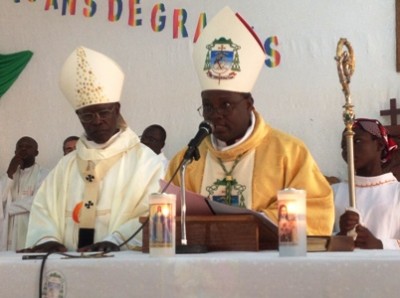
[335,38,356,208]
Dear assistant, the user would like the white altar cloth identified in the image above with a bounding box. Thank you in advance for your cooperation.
[0,250,399,298]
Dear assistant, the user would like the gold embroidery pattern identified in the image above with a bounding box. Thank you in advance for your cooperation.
[355,178,397,188]
[75,47,108,109]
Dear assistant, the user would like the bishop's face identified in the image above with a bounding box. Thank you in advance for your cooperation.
[200,90,253,146]
[76,102,121,144]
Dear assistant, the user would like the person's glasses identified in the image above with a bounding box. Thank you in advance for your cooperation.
[197,99,244,117]
[77,106,115,123]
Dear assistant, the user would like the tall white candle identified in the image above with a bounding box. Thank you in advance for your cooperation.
[149,193,176,257]
[277,188,307,257]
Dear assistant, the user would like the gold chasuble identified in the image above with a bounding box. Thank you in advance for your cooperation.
[167,7,334,236]
[166,111,334,235]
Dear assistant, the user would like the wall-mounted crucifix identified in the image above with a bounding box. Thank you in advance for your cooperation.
[380,98,400,133]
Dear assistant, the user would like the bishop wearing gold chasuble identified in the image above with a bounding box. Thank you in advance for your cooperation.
[166,7,334,235]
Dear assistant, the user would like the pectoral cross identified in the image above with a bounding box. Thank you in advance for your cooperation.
[225,175,233,205]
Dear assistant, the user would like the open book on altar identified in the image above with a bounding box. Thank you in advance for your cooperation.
[159,180,213,215]
[159,179,278,244]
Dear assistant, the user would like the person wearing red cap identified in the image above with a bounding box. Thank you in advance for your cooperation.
[334,118,400,249]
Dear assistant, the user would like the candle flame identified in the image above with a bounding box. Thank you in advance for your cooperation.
[161,205,170,216]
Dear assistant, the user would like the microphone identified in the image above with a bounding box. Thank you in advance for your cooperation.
[183,120,214,161]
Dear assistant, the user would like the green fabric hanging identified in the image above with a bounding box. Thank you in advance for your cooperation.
[0,50,33,98]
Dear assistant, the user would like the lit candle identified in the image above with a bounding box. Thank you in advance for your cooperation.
[277,188,307,257]
[149,193,176,257]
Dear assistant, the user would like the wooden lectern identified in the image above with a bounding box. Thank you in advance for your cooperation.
[141,215,278,253]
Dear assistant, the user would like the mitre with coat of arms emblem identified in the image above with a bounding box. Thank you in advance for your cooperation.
[193,6,266,93]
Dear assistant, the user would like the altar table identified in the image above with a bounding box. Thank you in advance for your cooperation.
[0,249,399,298]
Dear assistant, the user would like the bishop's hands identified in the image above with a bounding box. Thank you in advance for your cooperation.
[18,240,120,253]
[338,210,383,249]
[77,241,120,253]
[17,241,67,253]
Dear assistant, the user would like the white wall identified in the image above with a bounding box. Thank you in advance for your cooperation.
[0,0,399,181]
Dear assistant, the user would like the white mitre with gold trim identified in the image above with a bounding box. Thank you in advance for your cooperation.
[193,6,266,93]
[59,46,124,110]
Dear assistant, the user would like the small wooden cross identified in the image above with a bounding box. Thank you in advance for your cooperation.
[380,98,400,126]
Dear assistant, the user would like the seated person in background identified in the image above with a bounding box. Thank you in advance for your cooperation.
[62,135,79,155]
[22,46,163,253]
[333,118,400,249]
[0,136,49,250]
[140,124,169,172]
[165,7,334,235]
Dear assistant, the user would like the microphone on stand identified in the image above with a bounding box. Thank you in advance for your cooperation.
[177,120,214,254]
[183,120,214,162]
